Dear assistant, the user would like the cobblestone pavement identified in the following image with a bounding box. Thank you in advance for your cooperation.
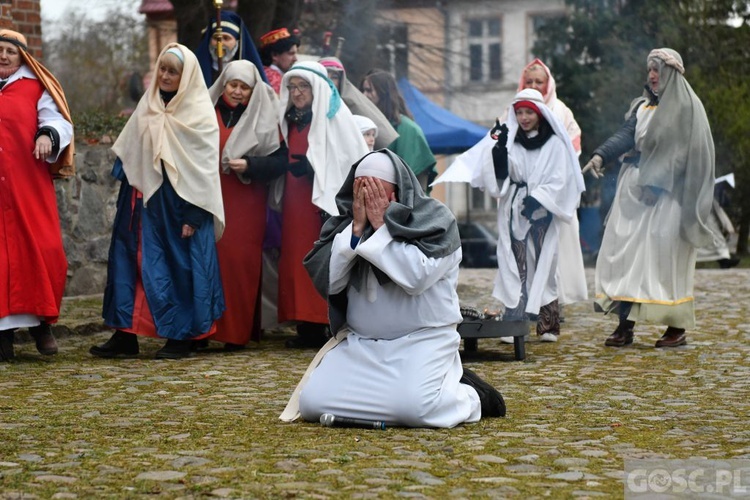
[1,268,749,498]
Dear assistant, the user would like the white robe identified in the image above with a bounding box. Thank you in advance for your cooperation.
[696,201,732,262]
[497,100,586,305]
[595,104,697,328]
[494,134,580,314]
[297,224,481,428]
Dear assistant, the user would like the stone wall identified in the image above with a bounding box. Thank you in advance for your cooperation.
[56,143,120,297]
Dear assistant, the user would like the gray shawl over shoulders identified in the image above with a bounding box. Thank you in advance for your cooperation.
[303,149,460,335]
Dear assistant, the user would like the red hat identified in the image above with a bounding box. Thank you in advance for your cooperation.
[513,100,541,116]
[260,28,290,47]
[259,28,301,65]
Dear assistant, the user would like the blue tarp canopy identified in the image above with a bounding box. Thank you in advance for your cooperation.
[398,78,488,155]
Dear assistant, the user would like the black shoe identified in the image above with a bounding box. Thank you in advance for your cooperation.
[89,331,139,358]
[29,323,58,355]
[460,368,506,418]
[285,323,330,349]
[223,342,245,351]
[191,338,210,351]
[719,257,740,269]
[155,339,194,359]
[284,335,328,349]
[0,331,15,362]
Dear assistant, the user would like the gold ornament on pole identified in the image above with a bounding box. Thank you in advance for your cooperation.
[213,0,224,74]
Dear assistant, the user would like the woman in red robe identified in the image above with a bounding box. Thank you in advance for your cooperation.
[277,61,370,348]
[0,29,74,362]
[207,60,286,349]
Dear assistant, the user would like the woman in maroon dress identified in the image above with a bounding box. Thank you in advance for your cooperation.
[207,60,286,349]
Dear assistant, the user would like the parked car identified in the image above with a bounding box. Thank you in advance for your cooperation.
[457,221,498,268]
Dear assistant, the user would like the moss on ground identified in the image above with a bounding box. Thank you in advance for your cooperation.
[1,269,749,498]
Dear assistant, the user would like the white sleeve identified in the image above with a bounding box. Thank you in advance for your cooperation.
[328,223,359,295]
[356,225,461,296]
[37,90,73,163]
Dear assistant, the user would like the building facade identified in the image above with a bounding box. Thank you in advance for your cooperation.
[378,0,567,221]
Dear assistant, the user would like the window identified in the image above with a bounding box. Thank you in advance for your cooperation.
[467,17,502,83]
[376,24,409,79]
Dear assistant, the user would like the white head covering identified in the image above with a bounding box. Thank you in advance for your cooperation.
[279,61,370,214]
[353,114,378,137]
[495,58,582,154]
[435,89,584,205]
[354,151,395,183]
[112,43,225,239]
[208,60,280,180]
[503,89,584,218]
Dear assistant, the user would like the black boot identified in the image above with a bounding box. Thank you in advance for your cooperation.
[0,330,15,362]
[29,323,58,355]
[89,330,139,358]
[285,322,330,349]
[460,368,506,418]
[155,339,194,359]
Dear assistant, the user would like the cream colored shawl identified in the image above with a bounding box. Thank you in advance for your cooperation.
[279,61,370,215]
[112,43,225,239]
[208,60,280,182]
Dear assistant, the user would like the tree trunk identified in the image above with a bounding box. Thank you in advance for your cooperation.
[236,0,280,44]
[172,0,214,50]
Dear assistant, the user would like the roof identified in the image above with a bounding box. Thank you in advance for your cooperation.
[139,0,174,15]
[397,78,487,155]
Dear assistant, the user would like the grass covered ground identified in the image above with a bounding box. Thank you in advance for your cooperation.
[1,268,749,498]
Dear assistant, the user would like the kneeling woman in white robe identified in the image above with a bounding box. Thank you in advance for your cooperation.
[283,150,504,428]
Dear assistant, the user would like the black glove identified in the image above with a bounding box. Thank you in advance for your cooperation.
[289,154,312,178]
[520,196,542,220]
[491,121,510,180]
[491,120,509,147]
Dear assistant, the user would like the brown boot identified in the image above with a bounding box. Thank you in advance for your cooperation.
[29,323,58,356]
[655,327,686,348]
[605,321,634,347]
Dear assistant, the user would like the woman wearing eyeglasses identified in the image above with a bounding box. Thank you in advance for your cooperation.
[277,61,369,348]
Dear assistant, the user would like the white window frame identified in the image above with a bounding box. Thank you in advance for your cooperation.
[466,16,502,84]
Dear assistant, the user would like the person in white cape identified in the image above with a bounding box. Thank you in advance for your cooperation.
[496,59,588,329]
[435,89,585,342]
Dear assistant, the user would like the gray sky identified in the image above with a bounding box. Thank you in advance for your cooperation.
[40,0,142,38]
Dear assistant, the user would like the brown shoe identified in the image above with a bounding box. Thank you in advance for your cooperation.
[655,327,686,348]
[605,321,634,347]
[29,323,58,355]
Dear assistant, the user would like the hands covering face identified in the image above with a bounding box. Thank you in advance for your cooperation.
[351,176,396,237]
